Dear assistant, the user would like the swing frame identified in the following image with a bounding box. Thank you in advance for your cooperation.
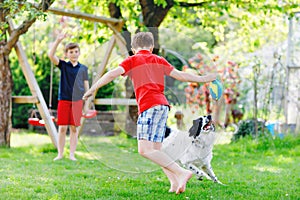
[10,6,127,148]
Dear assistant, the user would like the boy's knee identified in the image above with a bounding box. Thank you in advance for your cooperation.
[59,126,68,134]
[69,125,77,133]
[138,148,154,159]
[138,149,147,157]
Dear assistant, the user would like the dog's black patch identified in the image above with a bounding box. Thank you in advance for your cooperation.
[164,126,171,138]
[189,115,213,138]
[189,117,203,138]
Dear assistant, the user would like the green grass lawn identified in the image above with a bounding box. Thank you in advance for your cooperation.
[0,130,299,200]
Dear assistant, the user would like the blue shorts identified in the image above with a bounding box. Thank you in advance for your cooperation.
[137,105,169,143]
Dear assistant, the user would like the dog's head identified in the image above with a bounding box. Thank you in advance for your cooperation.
[188,115,215,139]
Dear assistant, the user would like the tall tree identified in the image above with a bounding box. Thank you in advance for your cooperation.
[0,0,54,147]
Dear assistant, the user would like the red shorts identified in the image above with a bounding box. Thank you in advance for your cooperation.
[57,100,83,126]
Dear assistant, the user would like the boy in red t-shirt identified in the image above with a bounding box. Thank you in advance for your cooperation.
[83,32,217,194]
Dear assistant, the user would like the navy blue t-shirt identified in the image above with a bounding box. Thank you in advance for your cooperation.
[57,60,88,101]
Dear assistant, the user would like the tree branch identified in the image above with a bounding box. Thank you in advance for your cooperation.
[178,1,211,7]
[108,2,133,55]
[6,18,36,54]
[5,0,54,54]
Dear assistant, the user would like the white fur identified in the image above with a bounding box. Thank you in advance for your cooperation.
[162,117,222,183]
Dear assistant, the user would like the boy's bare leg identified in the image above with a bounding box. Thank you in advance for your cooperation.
[162,167,179,192]
[54,125,67,161]
[69,125,79,161]
[138,140,193,194]
[153,143,179,192]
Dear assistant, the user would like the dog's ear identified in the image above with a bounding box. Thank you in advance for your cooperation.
[189,117,203,138]
[195,117,203,138]
[189,119,198,137]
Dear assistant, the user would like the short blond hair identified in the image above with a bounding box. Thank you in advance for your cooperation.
[131,32,154,50]
[64,43,80,53]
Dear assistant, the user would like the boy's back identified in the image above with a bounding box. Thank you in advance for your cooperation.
[120,49,174,114]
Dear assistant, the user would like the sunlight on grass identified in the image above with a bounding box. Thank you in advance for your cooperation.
[76,151,102,160]
[276,155,293,164]
[253,166,282,173]
[11,130,52,147]
[79,135,160,174]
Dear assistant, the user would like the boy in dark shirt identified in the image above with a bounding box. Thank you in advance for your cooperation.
[48,32,89,161]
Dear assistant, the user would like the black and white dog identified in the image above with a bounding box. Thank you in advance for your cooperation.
[162,115,222,184]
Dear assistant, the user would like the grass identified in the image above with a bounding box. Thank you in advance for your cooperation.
[0,130,300,200]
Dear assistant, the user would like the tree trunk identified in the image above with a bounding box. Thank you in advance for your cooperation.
[0,44,12,147]
[0,0,53,147]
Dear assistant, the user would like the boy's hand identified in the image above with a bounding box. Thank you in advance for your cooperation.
[82,101,89,115]
[213,73,218,80]
[198,73,218,83]
[207,73,218,82]
[56,31,68,42]
[82,91,93,101]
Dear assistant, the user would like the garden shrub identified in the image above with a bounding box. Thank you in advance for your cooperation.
[231,119,268,142]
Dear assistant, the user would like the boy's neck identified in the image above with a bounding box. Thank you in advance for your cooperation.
[133,48,153,54]
[70,60,78,66]
[136,48,151,51]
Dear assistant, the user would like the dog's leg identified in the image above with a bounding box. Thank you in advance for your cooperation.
[201,164,222,184]
[186,163,207,181]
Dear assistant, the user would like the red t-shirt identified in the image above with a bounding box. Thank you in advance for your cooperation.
[120,50,174,114]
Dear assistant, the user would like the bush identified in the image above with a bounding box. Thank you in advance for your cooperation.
[231,119,268,142]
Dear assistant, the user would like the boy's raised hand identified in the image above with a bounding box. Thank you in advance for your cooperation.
[56,31,68,42]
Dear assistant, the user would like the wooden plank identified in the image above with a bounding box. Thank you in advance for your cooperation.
[12,96,39,104]
[115,32,129,58]
[46,6,125,39]
[47,6,123,26]
[94,98,137,106]
[93,36,116,83]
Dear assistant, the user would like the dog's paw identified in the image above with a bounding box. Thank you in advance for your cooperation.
[213,178,225,185]
[197,176,204,181]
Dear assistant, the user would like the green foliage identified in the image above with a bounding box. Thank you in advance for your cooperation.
[231,119,269,142]
[1,0,47,21]
[160,27,216,58]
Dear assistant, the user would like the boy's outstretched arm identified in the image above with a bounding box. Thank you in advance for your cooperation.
[82,66,125,100]
[83,80,90,113]
[169,68,217,83]
[48,32,67,65]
